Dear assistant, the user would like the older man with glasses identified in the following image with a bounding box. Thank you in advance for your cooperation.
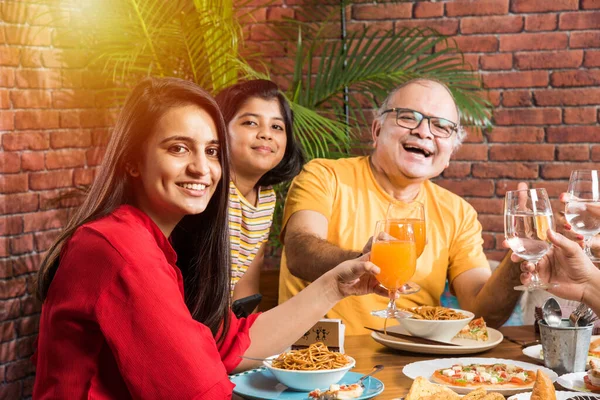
[278,78,523,335]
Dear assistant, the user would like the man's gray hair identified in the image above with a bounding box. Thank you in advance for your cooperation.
[375,78,467,150]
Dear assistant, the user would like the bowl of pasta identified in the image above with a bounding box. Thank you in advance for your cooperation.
[397,306,474,343]
[262,342,356,391]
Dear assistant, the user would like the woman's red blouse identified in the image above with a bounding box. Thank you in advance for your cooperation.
[33,205,259,399]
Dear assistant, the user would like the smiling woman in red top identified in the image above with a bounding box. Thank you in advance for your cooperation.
[32,77,387,400]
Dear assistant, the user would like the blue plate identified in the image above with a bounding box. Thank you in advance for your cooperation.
[230,369,384,399]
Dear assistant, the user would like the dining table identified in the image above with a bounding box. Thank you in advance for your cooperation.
[336,325,541,399]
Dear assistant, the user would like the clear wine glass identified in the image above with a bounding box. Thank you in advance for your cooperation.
[566,170,600,262]
[504,188,557,291]
[370,219,418,319]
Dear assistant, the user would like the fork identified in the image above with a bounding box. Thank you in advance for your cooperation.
[569,303,596,326]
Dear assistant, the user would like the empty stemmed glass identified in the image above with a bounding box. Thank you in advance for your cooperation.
[565,170,600,262]
[504,188,557,291]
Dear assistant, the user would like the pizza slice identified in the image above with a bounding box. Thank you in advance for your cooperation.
[308,383,364,399]
[585,358,600,393]
[455,317,489,341]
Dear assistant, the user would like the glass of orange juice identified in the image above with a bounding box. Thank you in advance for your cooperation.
[370,220,418,319]
[386,200,426,258]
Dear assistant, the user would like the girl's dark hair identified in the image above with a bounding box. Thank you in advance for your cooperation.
[215,79,305,186]
[36,77,231,343]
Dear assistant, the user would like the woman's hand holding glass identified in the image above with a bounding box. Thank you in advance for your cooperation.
[565,170,600,262]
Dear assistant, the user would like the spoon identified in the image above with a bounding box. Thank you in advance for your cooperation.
[357,364,384,387]
[542,297,562,327]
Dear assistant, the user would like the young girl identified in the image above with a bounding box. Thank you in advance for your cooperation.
[216,80,304,301]
[33,77,385,399]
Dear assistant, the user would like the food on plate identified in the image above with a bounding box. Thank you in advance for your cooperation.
[271,342,351,371]
[431,362,536,388]
[400,306,468,320]
[530,369,556,400]
[589,338,600,362]
[455,317,489,342]
[584,358,600,393]
[405,376,460,400]
[308,383,364,399]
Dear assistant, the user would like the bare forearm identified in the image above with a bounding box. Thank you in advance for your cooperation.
[235,274,340,372]
[583,268,600,316]
[469,252,522,328]
[285,232,360,282]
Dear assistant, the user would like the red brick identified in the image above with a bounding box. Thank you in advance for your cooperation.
[483,71,548,89]
[23,376,35,397]
[40,188,85,210]
[564,107,597,124]
[478,214,504,232]
[0,111,15,130]
[5,359,35,382]
[0,237,8,257]
[463,126,484,143]
[20,295,41,316]
[582,0,600,9]
[0,215,23,236]
[0,46,20,66]
[0,152,20,173]
[74,168,95,186]
[61,69,82,88]
[511,0,578,12]
[266,7,294,20]
[469,198,504,215]
[80,110,107,128]
[0,321,15,342]
[0,193,38,215]
[352,3,411,20]
[434,179,495,196]
[15,110,59,130]
[21,152,45,171]
[10,234,34,254]
[414,2,443,18]
[551,70,600,87]
[35,229,60,252]
[0,174,28,194]
[0,67,15,88]
[0,259,12,279]
[472,162,539,179]
[438,35,498,53]
[559,12,600,30]
[5,25,52,46]
[11,254,42,276]
[452,144,488,161]
[460,15,523,34]
[92,128,111,146]
[29,170,73,190]
[16,337,36,359]
[2,131,49,151]
[46,149,86,170]
[535,88,600,106]
[592,145,600,161]
[585,50,600,67]
[525,14,558,32]
[23,209,68,232]
[570,31,600,48]
[49,129,92,149]
[87,147,106,166]
[10,89,52,108]
[1,2,28,23]
[547,126,600,142]
[0,89,9,109]
[480,53,513,70]
[557,144,591,161]
[52,89,96,109]
[502,90,532,107]
[15,69,61,89]
[16,315,39,336]
[395,19,459,36]
[442,163,471,178]
[490,144,555,161]
[20,48,42,67]
[446,0,509,16]
[542,163,598,179]
[0,276,27,299]
[0,299,21,319]
[515,50,583,70]
[499,33,568,51]
[59,111,81,128]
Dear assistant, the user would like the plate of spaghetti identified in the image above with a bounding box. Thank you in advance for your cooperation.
[262,342,356,391]
[397,307,474,343]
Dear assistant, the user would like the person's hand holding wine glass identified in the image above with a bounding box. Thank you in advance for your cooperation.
[564,170,600,262]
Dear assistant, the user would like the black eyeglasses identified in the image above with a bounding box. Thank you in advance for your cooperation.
[381,108,458,138]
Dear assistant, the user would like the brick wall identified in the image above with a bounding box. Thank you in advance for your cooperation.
[1,0,600,396]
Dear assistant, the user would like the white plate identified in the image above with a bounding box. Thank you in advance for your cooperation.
[508,391,600,399]
[402,357,559,395]
[371,324,503,355]
[557,372,598,393]
[522,344,543,362]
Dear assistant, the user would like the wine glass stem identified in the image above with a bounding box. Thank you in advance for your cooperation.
[584,236,595,258]
[529,263,541,285]
[387,290,398,314]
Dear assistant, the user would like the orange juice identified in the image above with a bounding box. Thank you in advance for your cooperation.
[389,219,426,257]
[371,240,417,290]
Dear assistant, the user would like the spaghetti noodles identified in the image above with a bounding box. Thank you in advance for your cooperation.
[271,342,351,371]
[401,306,467,320]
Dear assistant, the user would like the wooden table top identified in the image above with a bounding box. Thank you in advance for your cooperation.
[344,325,539,399]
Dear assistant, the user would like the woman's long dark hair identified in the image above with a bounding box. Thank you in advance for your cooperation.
[215,79,305,187]
[36,77,232,342]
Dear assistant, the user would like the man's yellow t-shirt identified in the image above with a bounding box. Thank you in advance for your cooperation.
[278,156,490,335]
